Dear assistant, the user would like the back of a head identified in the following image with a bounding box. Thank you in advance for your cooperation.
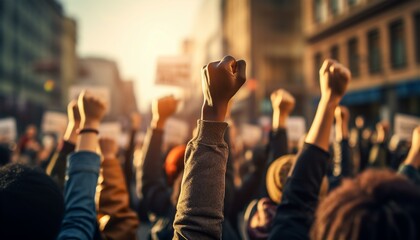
[0,164,64,240]
[312,169,420,240]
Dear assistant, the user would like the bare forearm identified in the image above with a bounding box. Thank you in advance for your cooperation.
[306,98,337,151]
[76,121,100,152]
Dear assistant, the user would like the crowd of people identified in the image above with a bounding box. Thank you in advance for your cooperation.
[0,56,419,240]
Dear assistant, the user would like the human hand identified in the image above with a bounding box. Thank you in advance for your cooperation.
[271,89,295,115]
[201,55,246,121]
[78,90,107,129]
[151,96,178,129]
[319,59,351,105]
[68,100,81,126]
[271,89,295,129]
[99,137,119,160]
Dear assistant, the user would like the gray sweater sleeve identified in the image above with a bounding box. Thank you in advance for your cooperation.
[173,120,228,240]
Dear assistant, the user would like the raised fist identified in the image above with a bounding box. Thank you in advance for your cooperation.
[77,90,107,128]
[319,59,351,103]
[271,89,295,115]
[99,137,119,159]
[152,95,178,122]
[67,100,81,126]
[202,55,246,107]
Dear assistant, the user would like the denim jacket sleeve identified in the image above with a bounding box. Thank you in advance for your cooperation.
[57,151,101,240]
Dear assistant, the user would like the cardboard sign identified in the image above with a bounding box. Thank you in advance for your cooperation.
[42,112,68,138]
[69,85,111,112]
[0,118,17,142]
[286,117,306,141]
[155,56,191,87]
[164,118,189,145]
[394,114,420,141]
[241,124,263,148]
[99,122,122,143]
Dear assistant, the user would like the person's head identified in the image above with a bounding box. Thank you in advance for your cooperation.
[355,116,364,129]
[164,145,186,186]
[312,169,420,240]
[25,124,38,138]
[0,164,64,239]
[266,154,329,204]
[245,198,277,240]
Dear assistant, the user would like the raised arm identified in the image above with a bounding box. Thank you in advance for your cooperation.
[58,91,107,240]
[136,96,178,216]
[333,106,352,177]
[97,138,139,240]
[398,126,420,186]
[46,100,80,191]
[173,55,246,240]
[123,112,142,197]
[269,59,351,240]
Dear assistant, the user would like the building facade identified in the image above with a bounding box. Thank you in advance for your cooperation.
[76,57,138,122]
[0,0,75,132]
[303,0,420,126]
[222,0,306,123]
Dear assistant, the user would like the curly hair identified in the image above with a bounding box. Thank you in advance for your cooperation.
[311,169,420,240]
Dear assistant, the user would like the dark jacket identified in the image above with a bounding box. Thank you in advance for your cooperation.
[268,144,330,240]
[138,125,239,240]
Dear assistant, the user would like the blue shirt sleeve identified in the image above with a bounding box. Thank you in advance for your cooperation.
[57,151,100,240]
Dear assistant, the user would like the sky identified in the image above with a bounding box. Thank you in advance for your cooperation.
[60,0,204,111]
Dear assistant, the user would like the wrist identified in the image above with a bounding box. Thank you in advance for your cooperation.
[151,116,167,129]
[201,102,227,122]
[80,120,100,129]
[319,96,340,110]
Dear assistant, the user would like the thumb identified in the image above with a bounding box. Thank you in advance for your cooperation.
[236,60,246,85]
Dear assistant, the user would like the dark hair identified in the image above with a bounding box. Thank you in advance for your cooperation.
[0,164,64,239]
[312,169,420,240]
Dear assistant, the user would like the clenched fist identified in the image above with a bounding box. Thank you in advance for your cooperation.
[78,90,107,129]
[201,55,246,121]
[319,59,351,104]
[151,95,178,129]
[99,137,119,160]
[271,89,295,116]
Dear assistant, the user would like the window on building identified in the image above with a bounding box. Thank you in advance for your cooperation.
[415,12,420,63]
[389,19,407,69]
[348,38,359,77]
[367,29,381,73]
[314,0,323,23]
[330,0,339,16]
[314,52,323,85]
[330,45,339,61]
[348,0,358,7]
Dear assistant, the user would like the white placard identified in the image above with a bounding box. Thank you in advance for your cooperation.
[286,117,306,141]
[394,114,420,141]
[0,118,17,142]
[155,56,191,87]
[241,124,263,148]
[69,85,111,112]
[164,118,189,145]
[41,112,68,138]
[99,122,122,143]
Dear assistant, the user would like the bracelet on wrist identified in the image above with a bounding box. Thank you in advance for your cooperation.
[77,128,99,135]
